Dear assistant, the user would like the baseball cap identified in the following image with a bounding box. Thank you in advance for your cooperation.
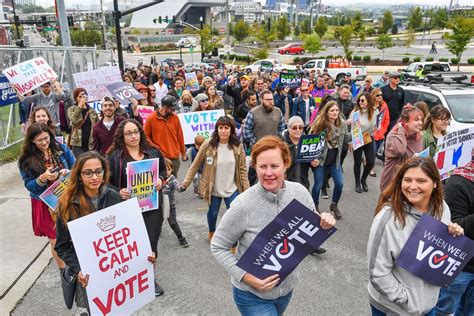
[160,95,179,110]
[345,72,352,77]
[240,75,250,81]
[389,71,401,78]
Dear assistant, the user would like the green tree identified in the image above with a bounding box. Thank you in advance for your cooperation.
[408,7,423,30]
[358,27,367,45]
[303,33,324,56]
[381,10,394,34]
[445,17,474,70]
[352,11,363,33]
[334,25,353,59]
[376,33,393,61]
[274,15,291,40]
[233,20,250,42]
[197,25,223,55]
[131,29,141,35]
[391,24,398,35]
[432,8,449,29]
[294,25,300,37]
[404,28,416,53]
[11,24,24,40]
[71,29,102,47]
[314,16,328,39]
[18,4,46,13]
[300,19,311,35]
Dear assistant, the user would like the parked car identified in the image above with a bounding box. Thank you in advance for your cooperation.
[185,62,213,72]
[161,58,184,67]
[402,82,474,132]
[278,43,305,55]
[402,61,451,77]
[301,59,367,82]
[245,59,296,73]
[175,37,197,48]
[202,57,225,69]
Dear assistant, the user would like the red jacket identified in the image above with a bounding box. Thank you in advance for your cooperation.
[374,101,390,141]
[144,111,185,159]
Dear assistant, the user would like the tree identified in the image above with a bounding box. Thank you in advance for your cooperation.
[233,20,250,43]
[11,25,24,40]
[376,33,393,61]
[334,25,353,59]
[300,19,311,35]
[408,7,423,30]
[352,11,363,33]
[314,16,328,39]
[432,8,449,29]
[71,29,102,47]
[303,33,324,56]
[197,25,223,56]
[294,25,300,37]
[445,17,474,70]
[357,27,367,46]
[381,10,394,34]
[274,15,291,40]
[391,24,398,35]
[404,29,416,53]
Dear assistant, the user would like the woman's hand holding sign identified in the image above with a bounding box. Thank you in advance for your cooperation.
[320,212,336,230]
[243,273,280,292]
[119,188,131,200]
[447,223,464,237]
[78,271,89,288]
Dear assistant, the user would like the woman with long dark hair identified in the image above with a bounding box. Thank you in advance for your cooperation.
[18,123,75,269]
[106,119,167,296]
[181,116,250,243]
[368,157,463,316]
[29,106,58,135]
[422,105,451,158]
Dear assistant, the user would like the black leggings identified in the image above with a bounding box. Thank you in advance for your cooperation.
[353,142,376,183]
[142,208,163,255]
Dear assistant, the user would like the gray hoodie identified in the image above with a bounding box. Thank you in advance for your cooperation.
[367,202,451,315]
[210,181,315,300]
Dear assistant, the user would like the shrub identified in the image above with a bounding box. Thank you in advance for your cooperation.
[426,57,434,61]
[439,57,449,62]
[374,58,380,63]
[353,55,361,61]
[363,55,371,62]
[402,57,410,63]
[450,57,460,65]
[468,58,474,65]
[294,57,300,63]
[326,55,333,59]
[413,57,421,62]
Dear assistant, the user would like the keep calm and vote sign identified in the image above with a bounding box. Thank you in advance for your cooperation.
[237,199,337,283]
[396,214,474,287]
[68,198,154,315]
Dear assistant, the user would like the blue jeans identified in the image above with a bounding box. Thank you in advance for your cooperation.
[370,305,435,316]
[208,190,239,232]
[435,271,474,316]
[311,164,344,206]
[233,287,292,316]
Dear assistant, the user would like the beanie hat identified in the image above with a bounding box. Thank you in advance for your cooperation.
[287,116,304,128]
[73,88,87,101]
[195,93,209,103]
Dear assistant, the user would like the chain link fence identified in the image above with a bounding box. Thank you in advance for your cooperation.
[0,46,114,163]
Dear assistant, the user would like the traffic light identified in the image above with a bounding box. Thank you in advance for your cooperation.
[172,15,176,23]
[41,15,47,27]
[164,16,168,23]
[267,18,271,32]
[67,16,74,27]
[159,16,162,23]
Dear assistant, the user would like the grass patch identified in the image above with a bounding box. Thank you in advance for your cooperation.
[0,141,22,164]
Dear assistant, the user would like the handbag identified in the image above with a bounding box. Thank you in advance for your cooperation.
[60,266,77,310]
[67,110,90,149]
[363,131,372,145]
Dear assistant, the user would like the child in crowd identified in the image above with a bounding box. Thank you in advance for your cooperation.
[187,135,205,198]
[162,158,189,248]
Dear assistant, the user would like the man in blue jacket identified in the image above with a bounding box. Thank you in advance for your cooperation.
[292,84,316,126]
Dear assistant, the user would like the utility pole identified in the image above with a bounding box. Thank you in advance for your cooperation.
[11,0,21,40]
[56,0,75,90]
[310,0,314,30]
[225,0,230,46]
[100,0,107,49]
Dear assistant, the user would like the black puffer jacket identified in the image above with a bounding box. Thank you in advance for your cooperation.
[282,131,311,190]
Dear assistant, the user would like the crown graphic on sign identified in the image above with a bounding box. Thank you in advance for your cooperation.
[96,215,116,232]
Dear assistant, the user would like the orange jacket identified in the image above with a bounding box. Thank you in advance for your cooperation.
[374,101,390,141]
[144,111,186,159]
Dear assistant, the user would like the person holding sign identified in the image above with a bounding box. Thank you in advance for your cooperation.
[422,105,451,158]
[368,157,464,316]
[371,88,390,174]
[107,119,167,296]
[348,93,379,193]
[18,123,75,270]
[211,136,335,315]
[181,116,249,243]
[308,101,350,219]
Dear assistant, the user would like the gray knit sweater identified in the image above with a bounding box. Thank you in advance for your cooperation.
[210,180,315,300]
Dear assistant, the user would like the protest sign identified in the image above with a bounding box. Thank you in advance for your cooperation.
[106,82,143,105]
[279,70,302,88]
[0,75,18,106]
[260,62,274,72]
[185,72,199,91]
[3,57,57,95]
[127,159,159,212]
[67,198,155,315]
[55,136,64,145]
[396,214,474,287]
[351,111,364,150]
[88,101,102,114]
[237,199,337,283]
[73,67,122,101]
[39,172,70,210]
[375,109,385,130]
[137,105,154,126]
[178,109,225,145]
[433,127,473,180]
[296,132,326,163]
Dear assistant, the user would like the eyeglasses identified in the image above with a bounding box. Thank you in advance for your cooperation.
[291,126,304,130]
[33,135,50,144]
[200,99,209,102]
[301,89,308,92]
[149,89,156,92]
[81,168,104,178]
[359,99,367,103]
[392,76,400,79]
[124,130,140,137]
[376,94,383,97]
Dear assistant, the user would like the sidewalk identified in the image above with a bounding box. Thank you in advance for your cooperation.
[0,161,52,315]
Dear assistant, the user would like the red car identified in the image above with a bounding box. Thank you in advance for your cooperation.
[278,43,305,55]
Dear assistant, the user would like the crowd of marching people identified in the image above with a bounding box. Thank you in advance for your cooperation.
[15,58,472,316]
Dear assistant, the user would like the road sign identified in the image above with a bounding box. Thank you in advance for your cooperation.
[44,27,55,31]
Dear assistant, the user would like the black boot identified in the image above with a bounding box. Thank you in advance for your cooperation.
[355,180,362,193]
[361,178,368,192]
[330,202,342,219]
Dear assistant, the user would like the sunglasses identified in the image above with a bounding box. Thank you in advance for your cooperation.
[200,99,209,102]
[376,94,383,97]
[301,89,308,92]
[291,126,304,131]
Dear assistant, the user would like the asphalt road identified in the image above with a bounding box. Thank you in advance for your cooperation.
[12,154,382,315]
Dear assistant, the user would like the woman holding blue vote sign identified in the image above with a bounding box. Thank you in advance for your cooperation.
[368,157,464,316]
[106,119,167,297]
[422,105,451,158]
[181,116,249,244]
[211,136,335,316]
[18,123,75,270]
[308,100,350,219]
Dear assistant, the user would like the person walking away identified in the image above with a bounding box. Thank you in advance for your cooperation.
[370,88,390,177]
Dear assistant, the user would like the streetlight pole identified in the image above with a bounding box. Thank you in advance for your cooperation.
[100,0,107,49]
[200,16,204,62]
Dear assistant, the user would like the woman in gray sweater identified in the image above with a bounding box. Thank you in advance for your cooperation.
[368,157,464,316]
[211,135,335,315]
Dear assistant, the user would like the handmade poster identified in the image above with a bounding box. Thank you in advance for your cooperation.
[88,101,102,114]
[73,67,122,101]
[55,136,64,144]
[375,109,385,130]
[178,109,225,145]
[311,89,334,107]
[105,82,144,105]
[137,105,154,126]
[3,57,57,95]
[260,62,273,72]
[296,132,326,163]
[39,172,70,211]
[0,75,18,106]
[185,72,199,91]
[237,199,337,284]
[396,214,474,287]
[127,159,159,212]
[279,70,302,88]
[351,111,364,150]
[433,127,473,180]
[67,198,155,316]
